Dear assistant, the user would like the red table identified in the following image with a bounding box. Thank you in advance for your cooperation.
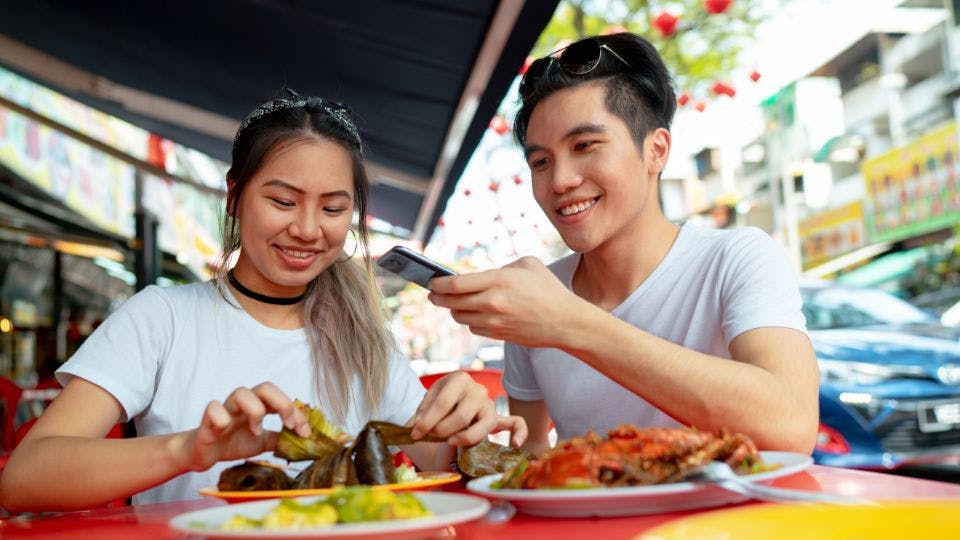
[2,465,959,539]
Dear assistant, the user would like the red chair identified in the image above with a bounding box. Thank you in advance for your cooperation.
[392,369,507,471]
[0,376,24,453]
[419,368,506,401]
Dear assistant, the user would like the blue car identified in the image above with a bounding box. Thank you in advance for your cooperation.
[802,281,960,469]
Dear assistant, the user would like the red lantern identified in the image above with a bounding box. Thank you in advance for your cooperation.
[513,175,523,185]
[489,115,509,135]
[694,101,707,112]
[437,217,445,227]
[489,181,500,192]
[704,0,733,14]
[750,70,761,82]
[677,92,690,107]
[711,81,736,97]
[464,189,471,197]
[147,134,170,169]
[652,12,679,37]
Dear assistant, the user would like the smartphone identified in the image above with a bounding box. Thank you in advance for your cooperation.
[377,245,456,289]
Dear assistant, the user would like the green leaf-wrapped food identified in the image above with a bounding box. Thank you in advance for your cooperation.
[218,461,292,491]
[352,424,395,485]
[292,447,358,489]
[275,401,352,462]
[457,440,535,478]
[365,421,445,446]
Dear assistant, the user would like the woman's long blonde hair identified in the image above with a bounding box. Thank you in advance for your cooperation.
[217,95,392,422]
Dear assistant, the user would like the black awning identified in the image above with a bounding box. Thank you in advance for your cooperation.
[0,0,557,241]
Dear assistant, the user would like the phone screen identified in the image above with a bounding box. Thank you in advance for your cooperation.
[377,246,455,289]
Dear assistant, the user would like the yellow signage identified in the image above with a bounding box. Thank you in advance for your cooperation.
[799,201,866,269]
[861,122,960,243]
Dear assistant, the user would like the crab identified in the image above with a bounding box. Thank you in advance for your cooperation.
[500,425,761,489]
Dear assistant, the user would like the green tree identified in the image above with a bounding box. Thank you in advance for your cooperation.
[533,0,767,101]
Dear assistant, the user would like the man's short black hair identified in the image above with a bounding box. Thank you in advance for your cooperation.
[514,33,677,148]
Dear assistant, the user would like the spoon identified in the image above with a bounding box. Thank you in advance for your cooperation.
[686,461,877,505]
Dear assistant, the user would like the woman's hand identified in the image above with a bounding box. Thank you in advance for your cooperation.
[409,371,528,447]
[179,382,310,472]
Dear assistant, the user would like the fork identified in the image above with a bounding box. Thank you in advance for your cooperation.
[687,461,877,505]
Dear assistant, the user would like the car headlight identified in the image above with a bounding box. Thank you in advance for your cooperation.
[818,359,895,385]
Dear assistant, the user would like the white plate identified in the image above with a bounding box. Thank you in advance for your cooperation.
[466,450,813,517]
[168,491,490,539]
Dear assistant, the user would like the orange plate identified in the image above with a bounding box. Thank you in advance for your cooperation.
[199,471,461,504]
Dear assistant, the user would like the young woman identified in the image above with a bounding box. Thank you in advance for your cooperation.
[0,92,524,511]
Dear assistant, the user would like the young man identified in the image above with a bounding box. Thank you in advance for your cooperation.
[427,33,818,455]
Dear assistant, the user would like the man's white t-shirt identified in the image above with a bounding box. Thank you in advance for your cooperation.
[57,281,425,505]
[502,223,807,440]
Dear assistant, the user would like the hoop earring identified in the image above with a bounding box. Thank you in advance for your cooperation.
[337,229,359,262]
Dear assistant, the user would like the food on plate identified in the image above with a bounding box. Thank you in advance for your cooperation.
[352,422,395,485]
[329,485,431,523]
[218,461,293,492]
[292,447,357,489]
[274,400,353,462]
[218,401,445,491]
[393,463,419,484]
[220,486,430,530]
[456,439,536,478]
[497,425,777,489]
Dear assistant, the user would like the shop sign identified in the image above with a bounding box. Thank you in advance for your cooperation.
[0,66,149,160]
[0,106,135,238]
[799,201,866,270]
[860,122,960,244]
[142,173,220,279]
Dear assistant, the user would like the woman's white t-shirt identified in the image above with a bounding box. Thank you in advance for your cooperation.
[57,281,425,504]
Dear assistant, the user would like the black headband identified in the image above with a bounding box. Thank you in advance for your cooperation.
[233,93,360,148]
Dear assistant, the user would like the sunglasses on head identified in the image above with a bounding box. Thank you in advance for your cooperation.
[520,38,632,101]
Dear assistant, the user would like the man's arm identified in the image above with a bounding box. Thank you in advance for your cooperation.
[428,259,819,453]
[565,306,818,452]
[508,397,553,454]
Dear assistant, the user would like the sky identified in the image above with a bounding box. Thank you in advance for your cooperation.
[669,0,947,163]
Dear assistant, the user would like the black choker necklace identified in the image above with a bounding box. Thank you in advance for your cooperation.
[227,271,307,305]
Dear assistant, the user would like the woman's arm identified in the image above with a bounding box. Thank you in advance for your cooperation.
[507,397,552,454]
[0,379,309,512]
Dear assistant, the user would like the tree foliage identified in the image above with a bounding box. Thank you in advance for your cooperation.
[533,0,767,101]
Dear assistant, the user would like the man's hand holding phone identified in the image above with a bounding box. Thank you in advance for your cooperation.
[377,246,456,289]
